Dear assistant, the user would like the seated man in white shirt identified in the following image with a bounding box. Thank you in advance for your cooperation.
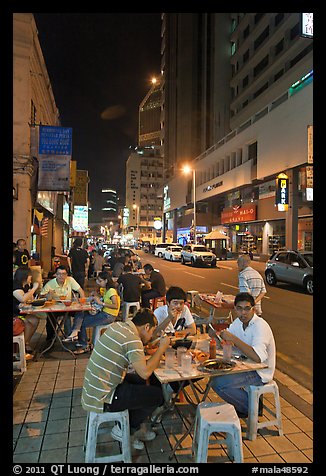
[152,286,196,338]
[211,292,276,418]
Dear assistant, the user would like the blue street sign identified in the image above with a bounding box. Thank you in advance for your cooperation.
[39,126,73,155]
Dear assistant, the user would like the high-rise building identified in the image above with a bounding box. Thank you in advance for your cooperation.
[125,146,164,243]
[101,188,118,221]
[162,13,313,256]
[138,77,162,147]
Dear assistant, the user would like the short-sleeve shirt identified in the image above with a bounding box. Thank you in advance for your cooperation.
[42,276,81,299]
[150,270,166,296]
[117,273,142,302]
[228,314,275,383]
[154,304,194,334]
[81,320,145,413]
[14,249,30,267]
[102,287,120,317]
[238,266,266,315]
[68,247,89,274]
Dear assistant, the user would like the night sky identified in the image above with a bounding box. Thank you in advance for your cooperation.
[33,13,162,215]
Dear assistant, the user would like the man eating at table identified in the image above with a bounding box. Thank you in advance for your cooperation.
[210,292,276,418]
[41,265,85,344]
[81,308,170,451]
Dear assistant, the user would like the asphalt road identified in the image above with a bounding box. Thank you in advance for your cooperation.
[137,249,313,391]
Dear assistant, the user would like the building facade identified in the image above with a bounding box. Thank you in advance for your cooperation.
[162,13,313,257]
[138,77,162,147]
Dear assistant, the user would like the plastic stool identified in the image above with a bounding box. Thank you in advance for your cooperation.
[13,333,27,373]
[186,290,199,307]
[151,295,166,310]
[122,301,140,321]
[92,325,109,345]
[192,402,243,463]
[247,380,283,440]
[84,410,131,463]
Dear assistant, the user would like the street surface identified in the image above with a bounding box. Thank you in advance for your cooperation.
[136,249,313,391]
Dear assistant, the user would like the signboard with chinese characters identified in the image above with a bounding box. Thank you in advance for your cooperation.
[301,13,313,38]
[73,170,89,205]
[221,204,256,224]
[39,126,73,156]
[37,157,71,191]
[307,125,313,164]
[275,173,289,211]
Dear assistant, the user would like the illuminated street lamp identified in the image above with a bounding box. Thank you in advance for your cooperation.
[182,165,196,244]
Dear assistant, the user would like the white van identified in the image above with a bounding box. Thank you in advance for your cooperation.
[154,243,171,258]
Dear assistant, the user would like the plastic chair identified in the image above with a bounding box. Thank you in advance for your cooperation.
[13,333,27,373]
[186,290,199,307]
[92,325,109,345]
[122,301,140,321]
[247,380,283,440]
[151,295,166,310]
[84,410,131,463]
[192,402,243,463]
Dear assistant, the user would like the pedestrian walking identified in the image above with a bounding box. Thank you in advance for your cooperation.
[67,238,90,289]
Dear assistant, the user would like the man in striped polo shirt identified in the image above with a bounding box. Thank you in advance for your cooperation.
[237,254,267,317]
[81,308,170,450]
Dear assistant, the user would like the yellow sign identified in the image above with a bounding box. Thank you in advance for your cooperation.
[73,170,89,206]
[70,160,77,187]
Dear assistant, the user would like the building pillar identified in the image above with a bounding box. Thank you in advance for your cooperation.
[285,168,299,250]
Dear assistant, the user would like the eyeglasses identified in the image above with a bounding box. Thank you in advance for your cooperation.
[56,272,67,276]
[235,305,253,312]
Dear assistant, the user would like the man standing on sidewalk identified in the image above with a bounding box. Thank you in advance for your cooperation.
[67,238,90,289]
[237,254,266,317]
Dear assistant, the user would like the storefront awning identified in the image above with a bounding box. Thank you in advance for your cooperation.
[204,230,229,240]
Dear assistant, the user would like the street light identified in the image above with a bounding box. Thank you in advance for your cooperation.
[182,165,197,244]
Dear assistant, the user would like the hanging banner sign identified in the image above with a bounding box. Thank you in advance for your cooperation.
[275,173,289,211]
[38,157,71,191]
[72,205,88,232]
[221,204,256,224]
[39,126,73,156]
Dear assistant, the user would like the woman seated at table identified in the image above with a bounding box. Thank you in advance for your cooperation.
[63,271,120,354]
[13,267,41,358]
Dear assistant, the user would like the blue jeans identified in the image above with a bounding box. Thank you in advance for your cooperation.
[211,371,264,415]
[70,310,116,348]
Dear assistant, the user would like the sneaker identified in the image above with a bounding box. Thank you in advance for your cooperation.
[133,426,156,442]
[150,405,165,424]
[111,425,145,451]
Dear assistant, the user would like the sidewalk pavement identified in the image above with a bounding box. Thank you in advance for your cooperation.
[13,281,313,464]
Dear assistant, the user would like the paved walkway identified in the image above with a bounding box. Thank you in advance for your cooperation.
[13,281,313,464]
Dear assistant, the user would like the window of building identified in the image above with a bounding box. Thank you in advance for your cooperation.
[274,13,284,27]
[243,49,249,64]
[242,75,249,88]
[290,22,300,40]
[253,55,269,77]
[253,82,268,98]
[248,142,257,162]
[242,99,249,109]
[231,42,236,56]
[274,69,284,82]
[243,25,250,39]
[274,38,284,56]
[289,43,313,68]
[254,13,264,24]
[254,26,269,50]
[30,100,37,125]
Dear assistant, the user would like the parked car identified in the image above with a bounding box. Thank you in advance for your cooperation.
[181,244,217,267]
[154,243,172,258]
[164,245,182,261]
[265,250,313,294]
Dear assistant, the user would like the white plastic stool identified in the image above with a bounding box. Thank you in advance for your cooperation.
[92,325,109,345]
[122,301,140,321]
[192,402,243,463]
[84,410,131,463]
[186,290,199,307]
[13,333,27,373]
[247,380,283,440]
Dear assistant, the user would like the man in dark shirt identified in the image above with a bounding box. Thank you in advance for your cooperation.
[117,265,142,303]
[141,263,166,309]
[14,239,30,267]
[67,238,90,289]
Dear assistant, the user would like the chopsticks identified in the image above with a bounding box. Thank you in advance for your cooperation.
[208,323,223,344]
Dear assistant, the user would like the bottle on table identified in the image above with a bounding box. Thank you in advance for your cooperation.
[209,338,216,359]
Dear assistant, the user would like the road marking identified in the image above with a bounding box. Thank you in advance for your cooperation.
[184,271,206,279]
[217,264,233,270]
[220,282,270,299]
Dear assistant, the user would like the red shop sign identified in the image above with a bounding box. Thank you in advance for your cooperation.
[221,204,257,224]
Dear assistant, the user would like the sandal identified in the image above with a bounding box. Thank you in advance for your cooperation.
[73,346,90,355]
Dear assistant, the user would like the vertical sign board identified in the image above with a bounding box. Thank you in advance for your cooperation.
[72,206,88,232]
[275,173,289,211]
[300,13,313,38]
[73,170,89,206]
[39,126,73,156]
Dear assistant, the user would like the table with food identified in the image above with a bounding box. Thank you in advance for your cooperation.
[146,333,267,459]
[19,296,92,358]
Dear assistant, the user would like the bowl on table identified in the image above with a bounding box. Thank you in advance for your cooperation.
[61,300,72,307]
[172,338,192,350]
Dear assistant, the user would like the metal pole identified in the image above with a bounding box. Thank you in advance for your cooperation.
[193,169,197,245]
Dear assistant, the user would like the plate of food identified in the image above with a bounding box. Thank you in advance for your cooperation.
[198,358,236,372]
[31,298,47,307]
